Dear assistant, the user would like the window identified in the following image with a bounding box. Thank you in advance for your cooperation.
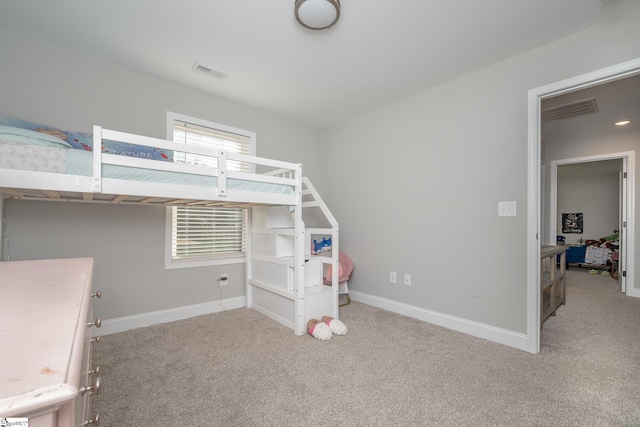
[164,112,255,269]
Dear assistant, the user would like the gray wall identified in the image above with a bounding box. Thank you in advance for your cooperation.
[323,9,640,333]
[0,28,325,321]
[557,173,620,245]
[2,9,640,337]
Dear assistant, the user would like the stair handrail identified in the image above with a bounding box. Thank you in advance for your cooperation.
[301,177,338,228]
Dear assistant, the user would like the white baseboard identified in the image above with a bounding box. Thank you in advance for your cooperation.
[97,292,531,351]
[349,290,529,352]
[96,296,246,336]
[627,286,640,298]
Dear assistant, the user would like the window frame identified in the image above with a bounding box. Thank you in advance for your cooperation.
[164,112,256,270]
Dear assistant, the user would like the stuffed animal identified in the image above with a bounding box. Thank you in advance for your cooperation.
[312,236,332,254]
[322,237,332,250]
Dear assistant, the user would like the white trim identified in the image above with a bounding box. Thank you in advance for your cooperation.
[0,196,4,262]
[628,285,640,298]
[349,291,529,352]
[526,86,542,354]
[163,206,246,269]
[163,111,256,270]
[94,296,247,336]
[549,152,635,298]
[527,57,640,354]
[622,157,628,295]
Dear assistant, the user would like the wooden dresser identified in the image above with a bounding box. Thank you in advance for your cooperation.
[0,258,101,426]
[540,245,568,328]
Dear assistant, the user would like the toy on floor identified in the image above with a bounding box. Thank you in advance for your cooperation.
[321,316,348,335]
[306,316,348,340]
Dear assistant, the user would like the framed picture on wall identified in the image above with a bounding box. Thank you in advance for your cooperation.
[562,213,583,234]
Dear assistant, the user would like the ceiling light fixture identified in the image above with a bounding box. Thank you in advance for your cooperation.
[615,120,631,126]
[294,0,341,30]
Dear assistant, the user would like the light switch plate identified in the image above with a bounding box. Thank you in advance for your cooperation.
[498,201,516,217]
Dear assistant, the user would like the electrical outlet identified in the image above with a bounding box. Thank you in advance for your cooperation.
[390,271,397,284]
[404,273,412,286]
[219,273,228,285]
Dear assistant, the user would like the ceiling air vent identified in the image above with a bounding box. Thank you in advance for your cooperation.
[192,62,228,80]
[542,98,599,122]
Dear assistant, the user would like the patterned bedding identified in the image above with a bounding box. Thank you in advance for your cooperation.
[0,114,172,161]
[0,123,293,196]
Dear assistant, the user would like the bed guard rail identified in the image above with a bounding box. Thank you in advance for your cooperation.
[92,126,300,197]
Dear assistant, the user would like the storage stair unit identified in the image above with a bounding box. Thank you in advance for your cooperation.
[247,177,339,335]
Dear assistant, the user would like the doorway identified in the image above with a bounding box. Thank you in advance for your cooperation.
[526,58,640,354]
[550,156,628,294]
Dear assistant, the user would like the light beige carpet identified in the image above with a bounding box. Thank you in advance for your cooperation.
[92,269,640,426]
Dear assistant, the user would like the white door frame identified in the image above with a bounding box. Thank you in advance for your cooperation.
[549,153,634,296]
[526,58,640,354]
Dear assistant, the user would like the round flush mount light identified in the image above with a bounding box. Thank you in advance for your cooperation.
[295,0,341,30]
[614,120,631,126]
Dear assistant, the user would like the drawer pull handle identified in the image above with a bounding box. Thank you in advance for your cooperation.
[91,291,102,298]
[81,376,101,395]
[87,318,102,328]
[84,413,100,426]
[90,336,101,344]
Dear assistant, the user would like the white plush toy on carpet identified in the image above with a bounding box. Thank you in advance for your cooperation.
[321,316,348,335]
[306,319,333,340]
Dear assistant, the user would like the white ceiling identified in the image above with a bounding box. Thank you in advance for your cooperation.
[542,74,640,145]
[1,0,639,129]
[544,73,639,177]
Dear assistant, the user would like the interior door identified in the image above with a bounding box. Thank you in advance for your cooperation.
[619,158,628,293]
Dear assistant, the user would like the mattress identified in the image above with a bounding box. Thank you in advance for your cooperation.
[0,141,293,196]
[0,141,66,173]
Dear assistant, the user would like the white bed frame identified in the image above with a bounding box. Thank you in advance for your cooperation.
[0,126,340,335]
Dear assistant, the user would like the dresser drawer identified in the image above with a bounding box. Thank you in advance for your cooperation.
[0,258,100,427]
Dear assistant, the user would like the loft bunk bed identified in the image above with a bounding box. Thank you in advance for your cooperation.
[0,123,340,336]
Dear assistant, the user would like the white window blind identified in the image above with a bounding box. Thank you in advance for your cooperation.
[172,205,245,258]
[168,117,254,265]
[172,122,252,171]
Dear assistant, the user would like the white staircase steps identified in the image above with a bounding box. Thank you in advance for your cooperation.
[247,177,340,335]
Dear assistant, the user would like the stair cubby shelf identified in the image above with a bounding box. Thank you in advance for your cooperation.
[247,178,340,335]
